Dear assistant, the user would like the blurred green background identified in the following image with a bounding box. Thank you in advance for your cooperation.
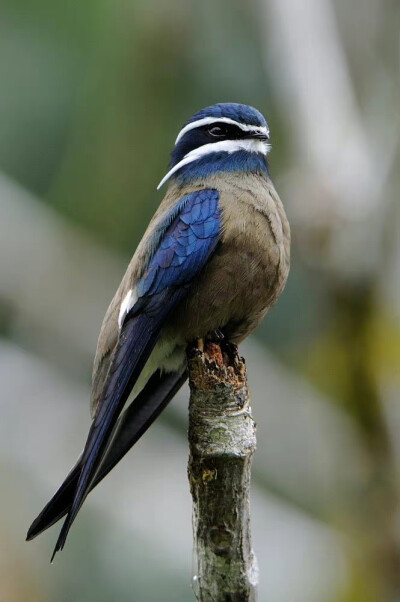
[0,0,399,600]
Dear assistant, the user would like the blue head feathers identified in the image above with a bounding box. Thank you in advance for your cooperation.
[186,103,268,129]
[157,103,271,189]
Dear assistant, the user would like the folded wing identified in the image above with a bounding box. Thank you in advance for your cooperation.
[44,188,221,559]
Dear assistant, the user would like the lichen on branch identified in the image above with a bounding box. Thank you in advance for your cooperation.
[187,340,258,602]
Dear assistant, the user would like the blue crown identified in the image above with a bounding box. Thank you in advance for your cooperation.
[184,103,268,129]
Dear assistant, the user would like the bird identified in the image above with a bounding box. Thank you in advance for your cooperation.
[26,102,290,560]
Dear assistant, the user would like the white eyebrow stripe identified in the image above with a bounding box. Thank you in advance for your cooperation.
[175,117,269,145]
[157,138,271,190]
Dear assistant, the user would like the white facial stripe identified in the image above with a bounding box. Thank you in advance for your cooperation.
[175,117,269,145]
[157,138,271,190]
[118,288,138,329]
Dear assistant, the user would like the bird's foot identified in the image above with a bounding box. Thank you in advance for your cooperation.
[205,328,225,344]
[205,330,238,365]
[187,331,238,367]
[220,340,238,364]
[187,334,240,373]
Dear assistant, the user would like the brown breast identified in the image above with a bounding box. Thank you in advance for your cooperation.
[167,172,290,343]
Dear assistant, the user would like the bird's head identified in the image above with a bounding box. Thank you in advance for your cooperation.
[157,103,271,189]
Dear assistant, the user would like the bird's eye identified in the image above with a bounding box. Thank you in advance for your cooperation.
[208,126,226,138]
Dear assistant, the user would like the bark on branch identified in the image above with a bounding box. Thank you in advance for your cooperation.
[187,340,258,602]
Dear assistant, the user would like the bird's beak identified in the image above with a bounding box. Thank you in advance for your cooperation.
[243,127,270,141]
[251,129,270,141]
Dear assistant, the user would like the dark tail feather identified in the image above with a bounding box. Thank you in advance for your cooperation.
[26,459,83,541]
[50,314,167,561]
[26,368,187,542]
[96,369,187,486]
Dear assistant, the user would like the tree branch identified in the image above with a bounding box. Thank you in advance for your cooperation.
[187,340,258,601]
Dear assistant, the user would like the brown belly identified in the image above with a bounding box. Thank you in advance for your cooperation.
[166,208,286,344]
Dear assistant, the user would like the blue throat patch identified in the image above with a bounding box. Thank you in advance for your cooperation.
[172,150,269,186]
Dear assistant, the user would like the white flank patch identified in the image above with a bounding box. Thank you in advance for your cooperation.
[157,138,271,190]
[118,288,138,329]
[175,117,269,145]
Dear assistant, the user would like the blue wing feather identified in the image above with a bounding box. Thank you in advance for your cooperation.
[50,188,221,559]
[135,189,220,303]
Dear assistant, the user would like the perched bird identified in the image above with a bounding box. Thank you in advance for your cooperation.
[27,103,290,559]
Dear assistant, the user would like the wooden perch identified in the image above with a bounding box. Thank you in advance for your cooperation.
[187,340,258,602]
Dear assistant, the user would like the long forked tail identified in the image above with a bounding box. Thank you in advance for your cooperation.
[27,368,187,543]
[50,313,165,561]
